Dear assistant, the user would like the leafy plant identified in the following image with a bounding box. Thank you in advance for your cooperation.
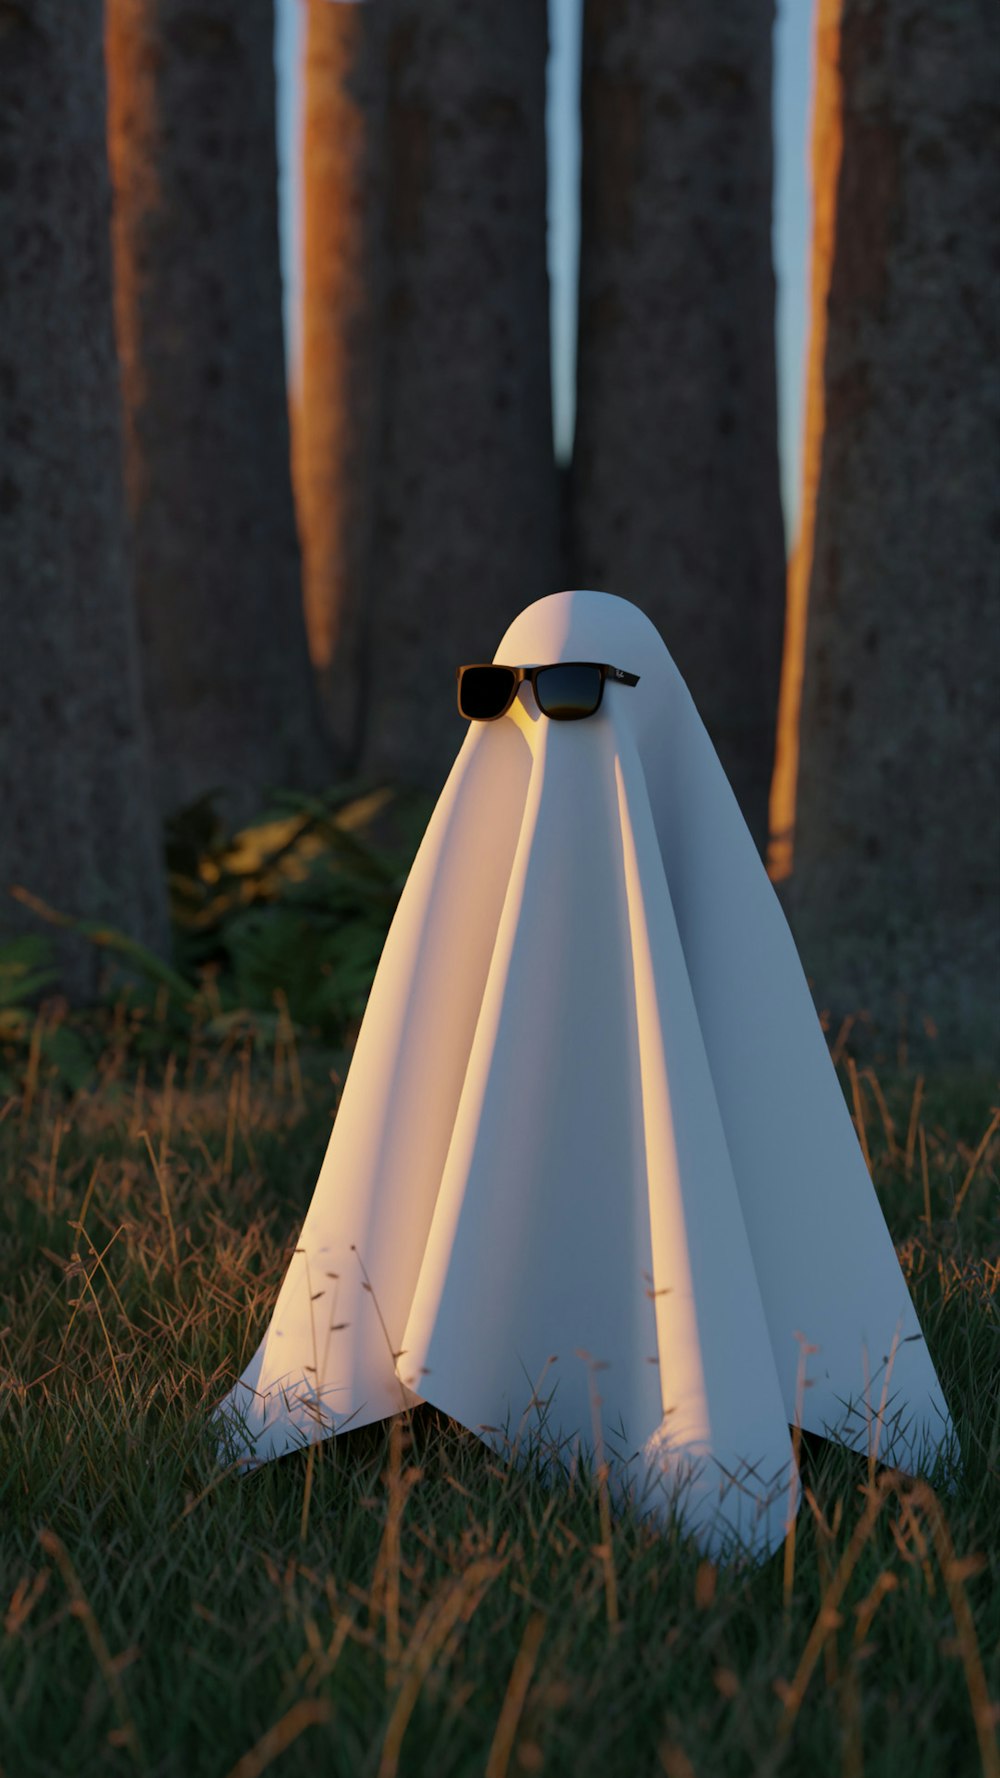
[164,782,428,1039]
[0,934,93,1097]
[1,782,429,1094]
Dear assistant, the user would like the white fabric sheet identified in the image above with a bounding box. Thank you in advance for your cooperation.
[218,589,954,1557]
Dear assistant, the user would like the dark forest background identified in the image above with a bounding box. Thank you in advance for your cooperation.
[0,0,997,1062]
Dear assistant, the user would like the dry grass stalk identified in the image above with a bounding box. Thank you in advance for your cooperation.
[223,1697,332,1778]
[484,1611,546,1778]
[37,1527,141,1762]
[954,1106,1000,1217]
[376,1557,504,1778]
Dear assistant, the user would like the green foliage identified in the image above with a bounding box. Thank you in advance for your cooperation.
[0,784,430,1099]
[164,784,428,1042]
[0,1046,997,1777]
[0,935,93,1097]
[0,932,58,1008]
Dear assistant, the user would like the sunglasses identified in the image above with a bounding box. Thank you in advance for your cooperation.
[456,660,640,724]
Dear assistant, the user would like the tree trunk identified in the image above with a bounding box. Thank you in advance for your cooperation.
[0,0,168,1000]
[293,0,386,767]
[362,1,559,796]
[573,1,786,850]
[790,0,1000,1059]
[106,0,329,823]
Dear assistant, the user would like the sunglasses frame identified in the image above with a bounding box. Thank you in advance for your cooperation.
[456,660,640,724]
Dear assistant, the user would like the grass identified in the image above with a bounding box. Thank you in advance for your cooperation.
[0,1017,997,1778]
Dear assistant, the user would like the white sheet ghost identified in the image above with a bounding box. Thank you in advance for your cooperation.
[218,589,954,1558]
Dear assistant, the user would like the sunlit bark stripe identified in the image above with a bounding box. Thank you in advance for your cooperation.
[767,0,844,885]
[294,0,386,765]
[573,1,786,852]
[106,0,328,821]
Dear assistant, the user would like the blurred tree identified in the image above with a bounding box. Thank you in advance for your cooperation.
[0,0,168,998]
[573,1,786,850]
[106,0,329,822]
[361,1,559,795]
[788,0,1000,1057]
[293,0,387,767]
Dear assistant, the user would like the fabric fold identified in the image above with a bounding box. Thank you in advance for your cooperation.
[222,716,532,1459]
[219,588,954,1554]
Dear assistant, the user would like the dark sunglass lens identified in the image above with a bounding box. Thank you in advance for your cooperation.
[459,666,517,720]
[534,663,604,720]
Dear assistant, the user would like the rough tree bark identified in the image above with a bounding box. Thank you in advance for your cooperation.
[362,1,559,796]
[293,0,386,767]
[789,0,1000,1058]
[573,0,786,850]
[0,0,168,1000]
[106,0,328,822]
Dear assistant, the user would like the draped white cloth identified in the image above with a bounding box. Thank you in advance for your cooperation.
[218,590,953,1557]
